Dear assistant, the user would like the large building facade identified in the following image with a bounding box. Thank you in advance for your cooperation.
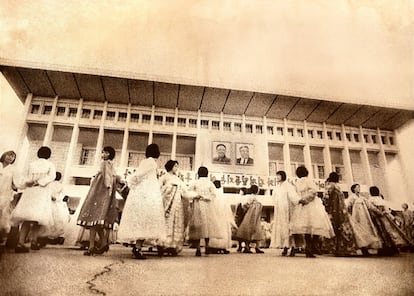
[2,65,411,212]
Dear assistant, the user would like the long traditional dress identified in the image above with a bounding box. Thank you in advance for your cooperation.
[38,181,69,238]
[270,181,300,249]
[401,209,413,242]
[290,177,334,239]
[236,195,264,242]
[11,158,56,227]
[187,177,221,240]
[117,158,166,244]
[368,196,411,254]
[77,160,118,229]
[324,185,357,256]
[346,193,382,250]
[209,187,236,249]
[0,163,19,233]
[159,172,186,253]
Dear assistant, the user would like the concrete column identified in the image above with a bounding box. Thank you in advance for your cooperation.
[341,124,353,184]
[93,101,107,166]
[171,107,178,159]
[322,123,332,178]
[220,111,224,132]
[376,127,389,196]
[15,93,33,170]
[148,105,155,144]
[283,118,292,177]
[120,103,131,168]
[43,96,58,146]
[303,121,313,179]
[359,126,373,185]
[63,99,83,184]
[263,116,270,179]
[242,114,246,134]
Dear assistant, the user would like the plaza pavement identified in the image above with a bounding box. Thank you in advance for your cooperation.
[0,245,413,296]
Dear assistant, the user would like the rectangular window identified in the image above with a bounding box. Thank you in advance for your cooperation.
[30,104,40,114]
[381,136,386,145]
[336,132,342,141]
[142,114,151,123]
[317,130,323,139]
[68,108,77,117]
[308,130,314,138]
[130,113,139,122]
[234,123,242,132]
[371,135,377,144]
[267,126,274,135]
[80,148,95,165]
[327,131,333,140]
[245,124,253,133]
[201,120,209,129]
[346,133,351,141]
[389,136,394,145]
[315,165,325,179]
[118,112,127,121]
[189,119,197,128]
[106,111,116,120]
[276,127,284,136]
[212,121,220,130]
[165,116,175,126]
[82,109,91,119]
[43,105,52,115]
[297,129,304,137]
[256,125,263,134]
[223,122,231,131]
[363,134,369,143]
[287,128,294,136]
[93,110,103,120]
[154,115,163,125]
[56,106,66,116]
[354,134,359,142]
[177,118,186,127]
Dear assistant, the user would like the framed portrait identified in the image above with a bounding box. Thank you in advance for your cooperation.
[212,141,232,164]
[235,143,254,166]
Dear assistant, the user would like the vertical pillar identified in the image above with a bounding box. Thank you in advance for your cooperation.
[303,121,313,179]
[171,107,178,159]
[15,93,33,170]
[376,127,389,196]
[120,103,131,168]
[359,126,373,185]
[148,105,155,144]
[322,123,332,178]
[242,114,246,134]
[93,101,107,166]
[283,118,292,177]
[63,99,83,184]
[341,124,353,184]
[43,96,58,146]
[263,116,271,194]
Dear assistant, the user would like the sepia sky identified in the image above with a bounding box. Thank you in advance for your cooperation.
[0,0,413,108]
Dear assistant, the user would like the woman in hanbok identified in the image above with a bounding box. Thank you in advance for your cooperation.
[37,172,69,245]
[12,146,56,253]
[0,151,19,252]
[117,144,166,260]
[77,146,119,256]
[368,186,411,256]
[187,166,220,256]
[401,203,413,242]
[290,166,334,257]
[324,172,357,256]
[159,160,187,256]
[270,170,300,256]
[208,180,236,254]
[236,185,265,254]
[346,184,382,255]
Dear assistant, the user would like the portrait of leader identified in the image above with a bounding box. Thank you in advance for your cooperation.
[212,142,231,164]
[236,144,254,165]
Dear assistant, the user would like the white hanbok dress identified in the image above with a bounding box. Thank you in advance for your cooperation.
[117,157,166,243]
[11,158,56,227]
[270,181,300,249]
[0,163,20,233]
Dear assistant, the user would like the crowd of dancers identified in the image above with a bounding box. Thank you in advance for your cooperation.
[0,144,413,260]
